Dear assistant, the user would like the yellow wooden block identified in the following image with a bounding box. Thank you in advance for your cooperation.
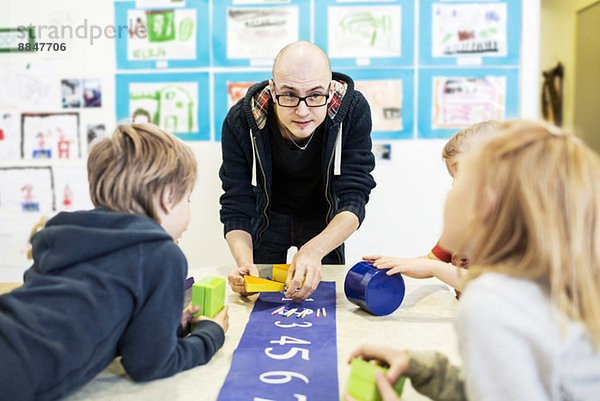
[272,264,290,283]
[244,275,285,292]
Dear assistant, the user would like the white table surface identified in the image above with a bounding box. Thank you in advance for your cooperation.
[62,264,461,401]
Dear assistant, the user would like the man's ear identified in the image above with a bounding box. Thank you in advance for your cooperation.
[158,184,176,214]
[269,79,275,100]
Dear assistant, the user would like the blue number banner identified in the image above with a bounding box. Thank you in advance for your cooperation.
[217,282,338,401]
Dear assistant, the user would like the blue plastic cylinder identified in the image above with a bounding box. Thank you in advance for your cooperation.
[344,261,406,316]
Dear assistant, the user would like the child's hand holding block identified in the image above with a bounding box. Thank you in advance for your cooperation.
[192,276,226,318]
[243,275,285,293]
[345,358,405,401]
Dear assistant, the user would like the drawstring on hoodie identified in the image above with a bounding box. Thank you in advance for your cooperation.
[334,123,342,175]
[250,129,257,186]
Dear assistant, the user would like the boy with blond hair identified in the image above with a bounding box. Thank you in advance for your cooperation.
[0,124,229,401]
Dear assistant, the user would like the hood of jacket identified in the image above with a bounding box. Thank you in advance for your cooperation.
[29,207,172,275]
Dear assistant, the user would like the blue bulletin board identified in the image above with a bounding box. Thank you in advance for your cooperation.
[114,0,210,70]
[114,0,522,141]
[213,71,271,142]
[212,0,311,67]
[417,67,519,139]
[115,72,210,141]
[314,0,415,68]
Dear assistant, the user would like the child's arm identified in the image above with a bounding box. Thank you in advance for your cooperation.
[363,255,466,291]
[344,344,466,401]
[118,246,227,382]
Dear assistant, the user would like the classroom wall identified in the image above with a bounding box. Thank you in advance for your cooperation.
[1,1,540,281]
[540,0,598,130]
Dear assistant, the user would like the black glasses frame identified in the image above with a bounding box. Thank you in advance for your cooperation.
[272,82,331,108]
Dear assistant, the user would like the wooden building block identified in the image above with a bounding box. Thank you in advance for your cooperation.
[272,264,290,283]
[244,275,285,292]
[345,358,405,401]
[192,276,225,318]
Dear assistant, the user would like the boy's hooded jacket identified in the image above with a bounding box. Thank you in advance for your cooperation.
[0,208,224,401]
[219,72,376,258]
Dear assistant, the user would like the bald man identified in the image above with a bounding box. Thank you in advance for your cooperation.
[219,41,376,301]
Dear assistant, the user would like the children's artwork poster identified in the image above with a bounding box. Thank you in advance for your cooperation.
[349,68,414,140]
[0,111,19,159]
[419,0,521,66]
[329,6,401,58]
[217,282,339,401]
[315,0,414,67]
[115,0,209,69]
[213,71,270,141]
[21,113,81,160]
[212,1,311,67]
[432,76,505,129]
[418,67,519,139]
[356,80,403,132]
[115,72,210,140]
[53,166,93,212]
[0,167,55,213]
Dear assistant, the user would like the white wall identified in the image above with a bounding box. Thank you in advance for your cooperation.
[0,0,540,281]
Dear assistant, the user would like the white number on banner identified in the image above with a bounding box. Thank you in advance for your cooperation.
[254,395,307,401]
[259,371,310,384]
[265,347,310,361]
[270,336,311,346]
[274,321,312,328]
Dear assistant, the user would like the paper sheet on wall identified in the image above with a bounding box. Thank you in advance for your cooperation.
[129,81,199,133]
[127,8,197,61]
[432,3,508,58]
[328,5,401,59]
[21,113,81,160]
[355,80,403,131]
[226,7,299,59]
[432,76,505,129]
[0,167,55,213]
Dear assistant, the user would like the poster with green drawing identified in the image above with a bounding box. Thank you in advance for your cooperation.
[328,5,401,59]
[115,0,209,69]
[127,8,196,60]
[116,72,210,140]
[128,82,198,133]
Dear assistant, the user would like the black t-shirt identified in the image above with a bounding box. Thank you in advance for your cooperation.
[268,105,327,217]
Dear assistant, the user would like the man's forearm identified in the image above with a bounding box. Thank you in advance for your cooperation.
[299,211,359,259]
[225,230,254,267]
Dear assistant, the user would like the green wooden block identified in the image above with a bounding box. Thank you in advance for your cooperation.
[192,276,225,318]
[345,358,406,401]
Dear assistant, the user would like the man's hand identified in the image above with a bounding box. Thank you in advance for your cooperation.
[285,248,322,301]
[227,264,259,296]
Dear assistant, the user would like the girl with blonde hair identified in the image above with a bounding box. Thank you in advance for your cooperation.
[346,120,600,401]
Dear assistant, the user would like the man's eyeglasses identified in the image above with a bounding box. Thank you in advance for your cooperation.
[272,83,330,108]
